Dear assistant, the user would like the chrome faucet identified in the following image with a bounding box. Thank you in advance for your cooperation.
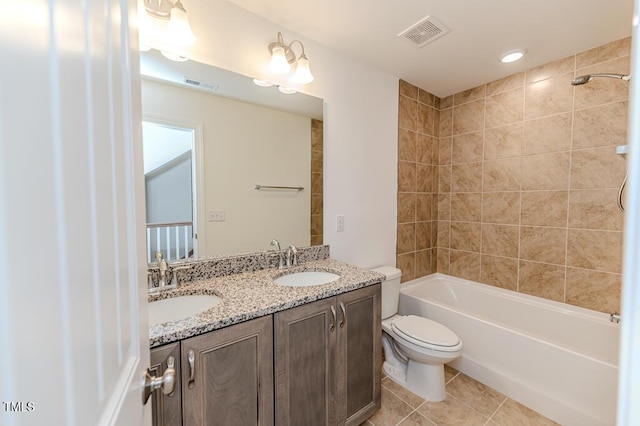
[156,252,169,288]
[271,239,285,269]
[286,244,298,267]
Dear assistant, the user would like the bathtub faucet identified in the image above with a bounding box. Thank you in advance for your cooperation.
[610,311,621,323]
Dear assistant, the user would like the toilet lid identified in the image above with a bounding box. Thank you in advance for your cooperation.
[392,315,460,348]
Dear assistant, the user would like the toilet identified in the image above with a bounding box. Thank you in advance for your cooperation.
[372,266,462,401]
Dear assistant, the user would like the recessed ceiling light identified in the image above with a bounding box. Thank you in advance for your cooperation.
[499,49,528,64]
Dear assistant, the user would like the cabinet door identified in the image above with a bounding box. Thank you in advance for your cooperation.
[275,297,338,426]
[336,284,382,426]
[182,316,274,426]
[150,343,182,426]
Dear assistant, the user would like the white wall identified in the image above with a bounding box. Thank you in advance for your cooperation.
[142,79,311,255]
[145,154,193,223]
[171,0,399,268]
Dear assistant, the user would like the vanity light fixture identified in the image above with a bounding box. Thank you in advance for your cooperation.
[499,48,528,64]
[253,79,274,87]
[278,86,297,94]
[139,0,197,61]
[267,32,315,84]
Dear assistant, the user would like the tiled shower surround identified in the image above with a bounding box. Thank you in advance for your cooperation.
[397,37,629,314]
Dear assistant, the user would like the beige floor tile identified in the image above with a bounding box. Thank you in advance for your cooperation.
[417,394,488,426]
[446,374,507,417]
[444,364,459,384]
[490,398,559,426]
[397,411,436,425]
[368,387,414,426]
[382,377,425,409]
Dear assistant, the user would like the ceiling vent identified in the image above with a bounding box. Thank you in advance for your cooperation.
[183,77,219,91]
[398,16,450,48]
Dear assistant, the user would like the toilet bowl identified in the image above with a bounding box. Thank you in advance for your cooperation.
[372,267,462,401]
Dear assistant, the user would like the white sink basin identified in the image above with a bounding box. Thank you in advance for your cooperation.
[149,294,222,325]
[275,271,340,287]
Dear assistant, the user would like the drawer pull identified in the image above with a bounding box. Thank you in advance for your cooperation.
[188,349,195,389]
[339,302,346,328]
[330,306,336,332]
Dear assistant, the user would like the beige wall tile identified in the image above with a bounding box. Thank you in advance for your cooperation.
[573,101,628,150]
[398,192,416,223]
[437,221,450,247]
[484,123,523,160]
[566,268,621,313]
[568,189,624,231]
[311,193,323,215]
[452,131,484,164]
[450,222,481,252]
[438,165,452,193]
[440,95,454,110]
[486,87,524,129]
[520,226,567,265]
[451,162,483,193]
[520,191,568,227]
[311,172,323,193]
[482,192,520,225]
[419,88,436,107]
[439,108,453,137]
[518,261,565,302]
[418,134,436,164]
[397,223,416,254]
[399,161,417,192]
[567,229,623,273]
[310,235,323,246]
[415,250,432,278]
[454,85,486,105]
[574,56,631,110]
[417,164,434,193]
[438,137,452,165]
[445,374,506,418]
[481,255,518,291]
[482,224,519,258]
[525,72,574,120]
[521,152,570,190]
[418,103,436,136]
[416,222,432,250]
[399,129,418,161]
[437,194,451,221]
[400,80,419,99]
[397,253,416,283]
[449,250,481,281]
[570,147,626,189]
[483,158,521,192]
[526,56,574,84]
[522,113,572,155]
[453,100,485,135]
[430,248,438,273]
[399,95,418,131]
[436,248,450,274]
[451,193,482,222]
[486,72,525,96]
[576,37,631,68]
[311,214,323,235]
[312,148,323,172]
[417,193,432,222]
[431,193,439,221]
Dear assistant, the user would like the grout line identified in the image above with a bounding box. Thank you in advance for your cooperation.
[485,397,508,425]
[563,54,577,304]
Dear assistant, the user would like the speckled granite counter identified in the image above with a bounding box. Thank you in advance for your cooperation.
[149,259,384,348]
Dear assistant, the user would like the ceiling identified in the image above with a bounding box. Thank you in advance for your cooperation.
[225,0,634,97]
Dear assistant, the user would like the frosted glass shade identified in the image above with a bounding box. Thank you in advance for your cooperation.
[291,55,314,84]
[166,6,196,46]
[269,46,291,75]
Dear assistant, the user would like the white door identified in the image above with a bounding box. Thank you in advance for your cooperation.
[0,0,150,424]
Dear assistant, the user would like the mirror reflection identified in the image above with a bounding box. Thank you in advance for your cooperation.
[140,51,324,261]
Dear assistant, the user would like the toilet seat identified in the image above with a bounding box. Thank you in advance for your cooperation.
[391,315,461,352]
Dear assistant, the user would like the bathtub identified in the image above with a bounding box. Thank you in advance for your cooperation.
[398,273,619,426]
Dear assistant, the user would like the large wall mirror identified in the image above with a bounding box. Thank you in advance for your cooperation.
[140,51,324,261]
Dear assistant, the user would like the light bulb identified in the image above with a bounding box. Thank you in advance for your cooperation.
[166,3,196,47]
[269,45,291,75]
[291,54,314,84]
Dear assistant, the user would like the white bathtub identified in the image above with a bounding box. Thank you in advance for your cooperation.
[398,273,619,426]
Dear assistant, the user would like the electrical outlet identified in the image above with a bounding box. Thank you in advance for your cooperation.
[208,210,225,222]
[336,215,344,232]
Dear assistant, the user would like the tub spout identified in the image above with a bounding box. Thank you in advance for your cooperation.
[610,312,621,323]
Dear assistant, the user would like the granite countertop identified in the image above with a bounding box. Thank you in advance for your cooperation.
[149,259,385,348]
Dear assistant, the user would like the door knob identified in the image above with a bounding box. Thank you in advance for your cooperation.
[142,356,176,404]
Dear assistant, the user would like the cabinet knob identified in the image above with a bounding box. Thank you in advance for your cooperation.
[142,356,176,405]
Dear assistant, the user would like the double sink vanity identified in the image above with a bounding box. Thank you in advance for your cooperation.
[148,246,384,426]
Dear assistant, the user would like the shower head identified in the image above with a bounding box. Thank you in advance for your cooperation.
[571,73,631,86]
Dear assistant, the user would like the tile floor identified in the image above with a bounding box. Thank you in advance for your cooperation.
[365,366,558,426]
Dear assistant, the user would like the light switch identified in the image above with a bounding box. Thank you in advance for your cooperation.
[336,215,344,232]
[208,210,225,222]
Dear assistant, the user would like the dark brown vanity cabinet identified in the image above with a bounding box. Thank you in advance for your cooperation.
[150,342,182,426]
[151,315,274,426]
[274,284,381,426]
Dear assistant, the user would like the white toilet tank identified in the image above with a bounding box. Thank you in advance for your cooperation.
[371,266,402,319]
